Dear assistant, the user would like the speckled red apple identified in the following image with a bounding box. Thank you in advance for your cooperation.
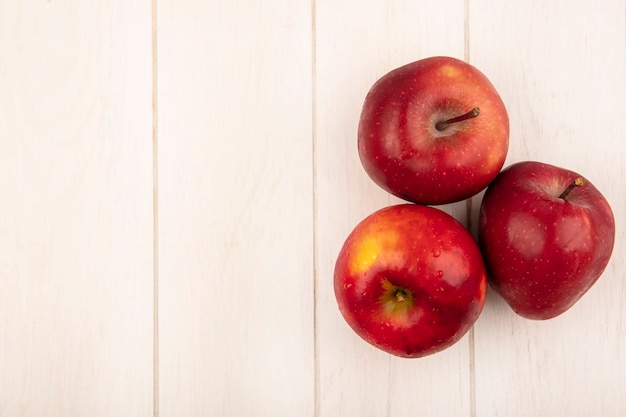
[478,161,616,320]
[334,204,487,358]
[358,56,509,205]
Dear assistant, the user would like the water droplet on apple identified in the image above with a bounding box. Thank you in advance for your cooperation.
[344,283,353,290]
[432,249,441,258]
[436,270,444,278]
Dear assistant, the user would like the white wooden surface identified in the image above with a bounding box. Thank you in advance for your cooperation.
[1,1,624,416]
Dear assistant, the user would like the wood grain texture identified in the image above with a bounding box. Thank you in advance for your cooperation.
[0,1,154,415]
[156,1,315,415]
[0,0,624,416]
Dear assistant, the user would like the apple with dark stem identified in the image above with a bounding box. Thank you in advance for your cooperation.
[358,56,509,205]
[334,204,487,358]
[478,161,616,320]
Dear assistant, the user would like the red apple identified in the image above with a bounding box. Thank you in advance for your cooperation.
[478,161,616,320]
[334,204,487,358]
[358,56,509,205]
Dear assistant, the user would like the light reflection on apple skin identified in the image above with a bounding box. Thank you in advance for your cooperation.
[507,211,546,258]
[555,214,593,253]
[426,246,471,289]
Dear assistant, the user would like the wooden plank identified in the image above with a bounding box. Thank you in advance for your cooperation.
[0,1,154,415]
[156,1,315,415]
[314,1,473,416]
[469,1,626,415]
[1,1,622,415]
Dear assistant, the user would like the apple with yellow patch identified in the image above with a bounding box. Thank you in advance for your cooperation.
[358,56,509,205]
[334,204,488,358]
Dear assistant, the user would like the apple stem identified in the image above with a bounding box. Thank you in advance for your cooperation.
[558,177,584,200]
[435,107,480,131]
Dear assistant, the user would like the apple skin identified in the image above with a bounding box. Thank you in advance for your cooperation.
[358,56,509,205]
[334,204,487,358]
[478,161,616,320]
